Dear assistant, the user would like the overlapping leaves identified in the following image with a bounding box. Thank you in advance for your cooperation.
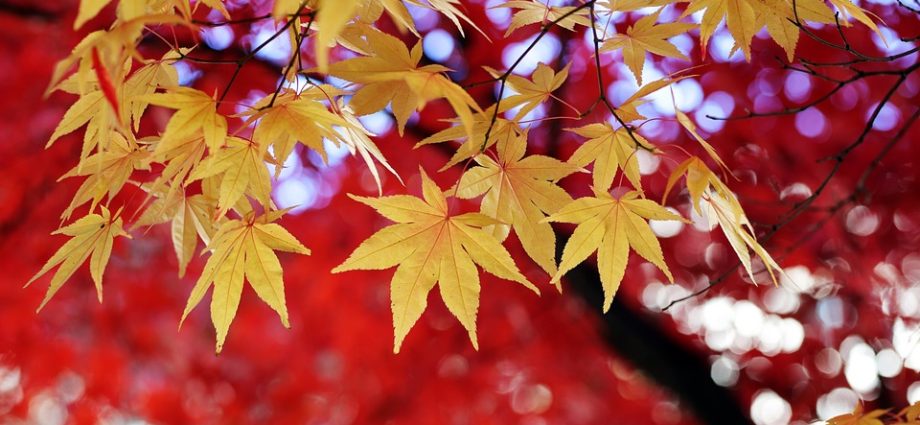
[34,0,881,353]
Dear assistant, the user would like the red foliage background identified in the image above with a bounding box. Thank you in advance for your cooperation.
[1,1,918,424]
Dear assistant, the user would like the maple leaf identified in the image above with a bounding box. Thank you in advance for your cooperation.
[192,0,230,19]
[664,157,783,285]
[545,190,685,311]
[315,0,360,72]
[409,0,487,38]
[336,103,403,193]
[146,87,228,152]
[75,0,114,29]
[181,211,310,352]
[75,0,226,28]
[757,0,801,62]
[243,87,350,168]
[828,403,889,425]
[455,133,581,277]
[600,8,695,85]
[327,26,481,138]
[685,0,760,60]
[186,136,273,218]
[147,131,208,203]
[26,207,130,311]
[897,400,920,424]
[51,13,187,95]
[486,62,572,122]
[123,52,180,132]
[416,105,524,170]
[496,1,591,36]
[671,93,731,174]
[356,0,418,35]
[46,87,119,162]
[333,170,538,353]
[566,123,655,194]
[615,76,684,122]
[58,133,151,220]
[599,0,674,12]
[135,189,217,277]
[828,0,882,34]
[684,0,835,60]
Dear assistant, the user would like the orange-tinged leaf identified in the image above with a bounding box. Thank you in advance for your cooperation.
[91,47,121,122]
[828,403,888,425]
[670,93,732,174]
[333,170,538,353]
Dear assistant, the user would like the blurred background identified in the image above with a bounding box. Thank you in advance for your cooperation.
[1,0,919,424]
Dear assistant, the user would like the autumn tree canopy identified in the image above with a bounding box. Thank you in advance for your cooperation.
[2,0,919,424]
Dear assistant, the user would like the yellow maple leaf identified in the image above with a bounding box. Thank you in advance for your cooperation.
[26,207,130,310]
[124,52,180,132]
[46,88,118,163]
[411,0,487,38]
[146,87,228,152]
[186,136,273,219]
[664,157,783,285]
[599,0,674,13]
[758,0,801,61]
[685,0,760,60]
[315,0,360,72]
[496,1,591,36]
[566,123,655,194]
[75,0,114,29]
[487,62,571,122]
[601,8,695,85]
[243,87,350,168]
[828,0,882,34]
[615,76,684,122]
[147,131,207,202]
[135,189,217,277]
[327,26,481,138]
[52,13,187,95]
[58,133,151,220]
[181,211,310,352]
[333,170,539,353]
[671,93,731,174]
[455,132,582,278]
[273,0,360,72]
[546,190,685,311]
[356,0,418,35]
[416,105,524,170]
[336,102,403,194]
